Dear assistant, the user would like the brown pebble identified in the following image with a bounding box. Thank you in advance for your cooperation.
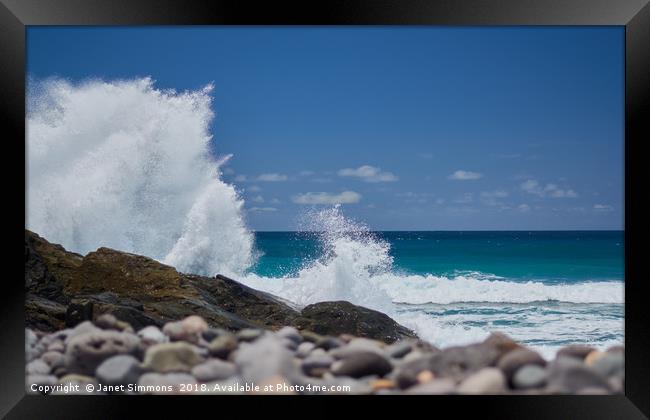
[371,378,395,391]
[584,350,605,366]
[417,370,434,384]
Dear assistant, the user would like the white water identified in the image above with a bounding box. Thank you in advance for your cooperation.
[27,77,623,356]
[27,78,253,277]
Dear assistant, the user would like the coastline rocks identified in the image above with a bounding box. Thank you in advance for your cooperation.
[296,301,417,343]
[25,230,415,343]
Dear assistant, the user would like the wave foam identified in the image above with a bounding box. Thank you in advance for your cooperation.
[27,77,254,276]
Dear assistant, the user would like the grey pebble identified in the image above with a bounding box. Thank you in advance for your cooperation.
[331,351,392,379]
[27,359,51,375]
[191,359,237,382]
[96,354,143,386]
[513,364,547,389]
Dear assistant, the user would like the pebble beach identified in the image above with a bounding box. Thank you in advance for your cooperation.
[26,314,624,395]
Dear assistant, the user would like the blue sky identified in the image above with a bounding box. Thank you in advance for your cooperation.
[27,27,624,231]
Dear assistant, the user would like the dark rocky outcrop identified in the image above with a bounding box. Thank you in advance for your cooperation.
[25,230,416,343]
[296,301,416,343]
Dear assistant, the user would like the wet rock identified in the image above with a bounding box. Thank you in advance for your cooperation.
[331,351,392,379]
[191,359,237,382]
[64,330,140,375]
[96,355,143,386]
[513,364,547,389]
[458,368,506,394]
[142,342,204,373]
[497,348,546,381]
[296,301,416,343]
[65,299,94,327]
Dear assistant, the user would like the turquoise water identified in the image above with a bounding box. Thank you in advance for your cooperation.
[244,230,624,357]
[250,231,624,282]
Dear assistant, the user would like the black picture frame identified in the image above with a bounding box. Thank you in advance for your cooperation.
[3,0,649,418]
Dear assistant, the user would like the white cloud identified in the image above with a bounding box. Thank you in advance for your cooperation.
[247,185,261,192]
[299,170,315,176]
[521,180,577,198]
[270,198,281,204]
[453,193,474,204]
[481,190,509,198]
[338,165,398,183]
[248,207,278,212]
[480,190,509,206]
[234,175,247,182]
[256,173,288,182]
[593,204,613,212]
[292,191,361,205]
[517,204,531,212]
[252,195,265,203]
[448,170,483,181]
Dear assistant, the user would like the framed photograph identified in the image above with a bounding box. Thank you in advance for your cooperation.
[3,0,649,417]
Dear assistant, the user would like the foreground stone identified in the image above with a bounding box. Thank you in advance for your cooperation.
[25,314,625,395]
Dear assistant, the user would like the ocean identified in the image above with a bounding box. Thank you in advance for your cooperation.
[244,228,624,359]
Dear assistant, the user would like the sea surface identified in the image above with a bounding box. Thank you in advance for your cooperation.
[246,230,624,358]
